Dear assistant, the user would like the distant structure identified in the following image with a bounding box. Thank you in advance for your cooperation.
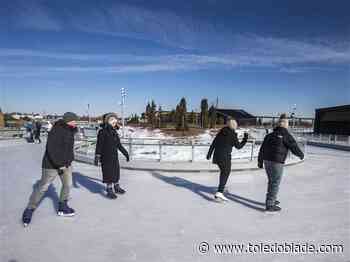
[314,105,350,135]
[0,108,4,128]
[215,108,256,126]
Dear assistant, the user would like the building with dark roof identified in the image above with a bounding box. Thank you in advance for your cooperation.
[216,108,256,125]
[314,105,350,135]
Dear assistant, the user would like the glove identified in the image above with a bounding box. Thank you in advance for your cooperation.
[126,155,130,162]
[300,154,305,160]
[243,132,249,140]
[258,162,263,169]
[58,166,67,175]
[206,154,211,161]
[94,155,101,166]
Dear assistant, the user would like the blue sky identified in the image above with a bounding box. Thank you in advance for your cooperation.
[0,0,349,117]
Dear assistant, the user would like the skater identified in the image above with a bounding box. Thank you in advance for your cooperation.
[25,121,34,143]
[94,113,130,199]
[22,112,79,226]
[207,118,249,201]
[33,120,42,144]
[258,114,304,212]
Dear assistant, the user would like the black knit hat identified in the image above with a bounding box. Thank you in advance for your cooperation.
[63,112,78,123]
[103,112,118,123]
[279,113,289,120]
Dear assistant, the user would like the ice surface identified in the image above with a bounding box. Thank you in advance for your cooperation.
[0,140,349,262]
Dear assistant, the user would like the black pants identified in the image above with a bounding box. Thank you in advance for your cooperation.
[35,132,41,143]
[217,161,232,193]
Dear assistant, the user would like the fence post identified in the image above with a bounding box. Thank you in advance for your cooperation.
[328,134,331,144]
[129,138,133,160]
[250,140,255,161]
[334,135,337,144]
[191,140,195,162]
[159,141,162,162]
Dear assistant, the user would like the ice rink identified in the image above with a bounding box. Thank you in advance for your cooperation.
[0,140,349,262]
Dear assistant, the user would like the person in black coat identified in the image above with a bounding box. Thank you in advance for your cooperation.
[207,118,249,201]
[22,112,79,226]
[95,113,129,199]
[34,121,42,144]
[258,114,304,212]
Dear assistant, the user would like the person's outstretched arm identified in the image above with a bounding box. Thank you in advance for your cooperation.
[116,136,130,161]
[284,133,304,160]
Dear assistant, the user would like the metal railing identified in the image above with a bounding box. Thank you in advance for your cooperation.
[75,137,307,163]
[0,129,25,139]
[294,133,350,146]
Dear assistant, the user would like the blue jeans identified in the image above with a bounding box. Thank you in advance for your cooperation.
[264,160,284,207]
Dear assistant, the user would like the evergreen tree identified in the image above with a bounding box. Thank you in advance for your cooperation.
[145,102,151,125]
[150,100,157,128]
[200,98,209,128]
[176,97,188,131]
[209,105,217,129]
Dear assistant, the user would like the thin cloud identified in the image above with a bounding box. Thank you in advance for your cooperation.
[0,35,349,76]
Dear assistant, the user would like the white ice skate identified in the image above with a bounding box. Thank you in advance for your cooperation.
[214,192,229,202]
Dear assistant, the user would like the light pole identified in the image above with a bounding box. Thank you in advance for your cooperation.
[291,104,297,129]
[87,103,91,126]
[121,88,126,137]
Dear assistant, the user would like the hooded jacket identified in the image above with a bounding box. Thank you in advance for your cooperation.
[207,126,248,164]
[42,119,78,169]
[258,126,304,165]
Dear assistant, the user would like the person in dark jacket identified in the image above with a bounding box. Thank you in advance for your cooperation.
[22,112,79,226]
[258,114,304,212]
[94,113,130,199]
[33,121,42,144]
[207,118,249,201]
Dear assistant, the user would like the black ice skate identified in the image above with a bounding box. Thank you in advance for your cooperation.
[57,200,75,217]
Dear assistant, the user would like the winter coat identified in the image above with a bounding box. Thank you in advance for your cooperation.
[42,120,77,169]
[34,122,42,137]
[258,126,304,165]
[207,127,248,164]
[95,124,129,183]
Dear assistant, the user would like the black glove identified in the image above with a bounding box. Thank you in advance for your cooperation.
[58,167,67,175]
[94,155,101,166]
[243,132,249,140]
[126,155,130,162]
[206,154,211,161]
[258,162,263,169]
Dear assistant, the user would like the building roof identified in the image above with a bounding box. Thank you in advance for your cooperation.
[216,108,255,119]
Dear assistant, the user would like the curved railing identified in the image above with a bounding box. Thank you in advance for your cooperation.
[74,136,307,163]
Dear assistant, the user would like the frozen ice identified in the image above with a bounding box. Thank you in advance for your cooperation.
[0,139,349,262]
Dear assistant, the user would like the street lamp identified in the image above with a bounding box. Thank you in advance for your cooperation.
[87,103,91,126]
[291,104,297,129]
[121,88,127,137]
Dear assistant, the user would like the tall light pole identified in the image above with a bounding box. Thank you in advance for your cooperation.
[291,104,297,129]
[87,103,91,126]
[121,88,127,137]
